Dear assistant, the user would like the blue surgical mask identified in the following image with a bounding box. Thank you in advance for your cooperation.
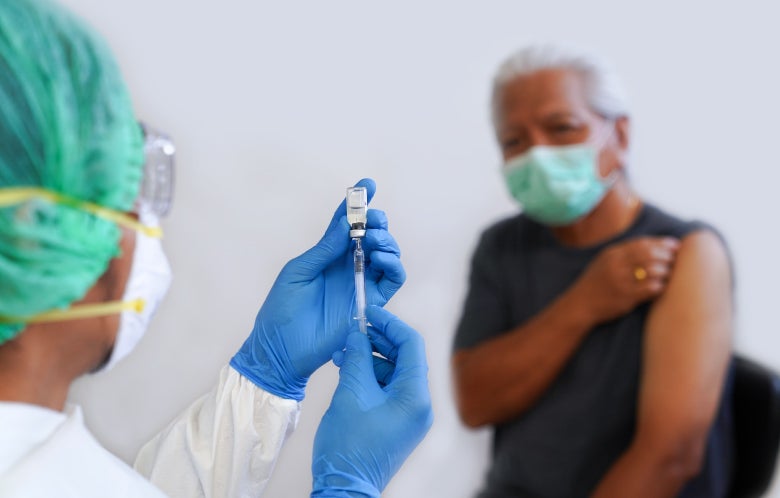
[502,132,616,226]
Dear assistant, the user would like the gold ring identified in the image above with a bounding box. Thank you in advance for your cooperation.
[633,266,648,282]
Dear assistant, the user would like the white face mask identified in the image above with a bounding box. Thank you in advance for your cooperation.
[99,212,172,372]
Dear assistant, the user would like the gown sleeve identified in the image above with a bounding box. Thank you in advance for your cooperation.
[134,364,300,498]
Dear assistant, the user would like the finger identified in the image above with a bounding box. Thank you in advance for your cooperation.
[332,349,346,368]
[366,251,406,304]
[372,355,396,387]
[283,179,378,281]
[645,261,672,280]
[363,227,401,258]
[283,215,350,281]
[648,248,676,264]
[365,306,428,376]
[640,277,666,298]
[332,321,363,368]
[647,247,677,265]
[366,209,388,230]
[365,308,433,423]
[658,237,681,250]
[368,325,399,362]
[629,261,671,291]
[338,331,380,389]
[648,238,680,262]
[325,178,377,233]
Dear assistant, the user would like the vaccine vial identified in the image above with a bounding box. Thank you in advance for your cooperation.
[346,187,367,238]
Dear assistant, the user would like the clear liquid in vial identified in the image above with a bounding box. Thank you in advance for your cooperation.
[346,187,368,226]
[347,206,366,226]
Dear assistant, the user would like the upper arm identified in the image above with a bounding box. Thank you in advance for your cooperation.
[634,229,733,450]
[453,234,510,352]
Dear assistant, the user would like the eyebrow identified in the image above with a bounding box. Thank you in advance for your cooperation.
[540,111,580,121]
[497,110,584,135]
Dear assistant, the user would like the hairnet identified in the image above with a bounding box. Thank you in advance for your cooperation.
[0,0,144,343]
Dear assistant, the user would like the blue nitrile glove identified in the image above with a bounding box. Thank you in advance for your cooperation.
[230,179,406,401]
[311,306,434,498]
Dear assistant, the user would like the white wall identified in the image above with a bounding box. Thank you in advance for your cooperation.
[61,1,780,496]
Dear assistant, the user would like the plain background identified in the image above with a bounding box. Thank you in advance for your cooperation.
[60,0,780,496]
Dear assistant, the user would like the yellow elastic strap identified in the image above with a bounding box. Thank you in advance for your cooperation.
[0,299,146,325]
[0,187,163,238]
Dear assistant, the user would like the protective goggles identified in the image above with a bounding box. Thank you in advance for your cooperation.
[0,122,175,238]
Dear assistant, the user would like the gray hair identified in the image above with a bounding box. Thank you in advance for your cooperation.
[491,44,630,128]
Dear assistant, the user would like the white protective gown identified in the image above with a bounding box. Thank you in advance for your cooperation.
[0,365,300,498]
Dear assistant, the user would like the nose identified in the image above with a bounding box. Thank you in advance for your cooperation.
[526,129,554,149]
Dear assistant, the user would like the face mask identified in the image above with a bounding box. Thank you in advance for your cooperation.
[99,212,172,371]
[502,129,616,226]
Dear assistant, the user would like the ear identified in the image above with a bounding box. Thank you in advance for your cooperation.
[614,116,630,152]
[610,116,630,171]
[103,227,136,302]
[598,116,630,178]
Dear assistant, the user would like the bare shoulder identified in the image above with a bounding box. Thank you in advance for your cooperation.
[652,227,733,320]
[674,229,732,280]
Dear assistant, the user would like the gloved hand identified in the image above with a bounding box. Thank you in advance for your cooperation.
[311,306,434,498]
[230,179,406,401]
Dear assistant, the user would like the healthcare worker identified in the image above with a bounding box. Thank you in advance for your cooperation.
[0,1,433,497]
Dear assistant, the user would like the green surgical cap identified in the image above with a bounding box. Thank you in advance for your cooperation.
[0,0,144,343]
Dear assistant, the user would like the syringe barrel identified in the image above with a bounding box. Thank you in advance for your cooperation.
[353,245,365,272]
[353,239,367,332]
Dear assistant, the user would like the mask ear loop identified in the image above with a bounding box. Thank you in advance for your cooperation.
[592,120,620,185]
[0,187,163,238]
[0,188,162,327]
[0,299,146,325]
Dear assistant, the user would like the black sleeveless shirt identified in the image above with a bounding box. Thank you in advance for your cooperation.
[454,204,733,498]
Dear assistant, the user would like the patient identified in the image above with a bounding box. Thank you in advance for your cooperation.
[452,44,734,498]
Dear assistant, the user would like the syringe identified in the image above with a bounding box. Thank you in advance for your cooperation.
[353,238,367,334]
[346,187,368,334]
